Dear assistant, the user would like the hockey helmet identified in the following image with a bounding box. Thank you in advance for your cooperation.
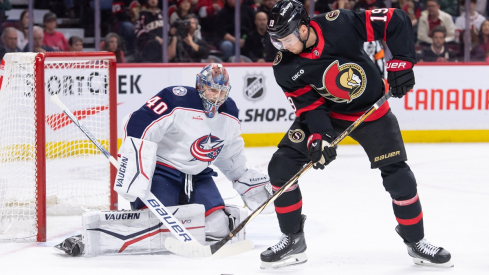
[196,63,231,118]
[267,0,310,50]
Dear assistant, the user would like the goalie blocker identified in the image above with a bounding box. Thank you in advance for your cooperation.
[55,204,247,257]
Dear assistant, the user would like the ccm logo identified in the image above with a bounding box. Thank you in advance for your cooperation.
[386,60,412,71]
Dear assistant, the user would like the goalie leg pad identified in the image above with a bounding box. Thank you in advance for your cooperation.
[204,205,247,244]
[81,204,205,257]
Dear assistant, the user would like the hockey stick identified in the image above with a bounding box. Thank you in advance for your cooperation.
[165,90,393,258]
[50,95,200,245]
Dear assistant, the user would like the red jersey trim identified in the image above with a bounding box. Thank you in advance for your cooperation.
[393,193,419,206]
[284,85,312,98]
[299,21,324,60]
[295,97,326,117]
[365,10,375,42]
[157,161,176,170]
[329,101,389,121]
[275,199,302,214]
[396,211,423,226]
[205,206,225,217]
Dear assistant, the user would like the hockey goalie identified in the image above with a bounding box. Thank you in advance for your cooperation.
[55,63,273,257]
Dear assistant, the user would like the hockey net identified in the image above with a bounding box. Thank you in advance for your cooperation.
[0,52,118,242]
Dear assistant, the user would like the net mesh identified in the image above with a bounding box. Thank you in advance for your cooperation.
[0,53,113,241]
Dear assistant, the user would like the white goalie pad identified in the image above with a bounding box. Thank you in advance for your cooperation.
[114,137,158,202]
[82,204,205,257]
[225,204,248,243]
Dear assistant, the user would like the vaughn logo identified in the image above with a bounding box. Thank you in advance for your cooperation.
[116,156,129,187]
[243,73,266,101]
[105,212,141,220]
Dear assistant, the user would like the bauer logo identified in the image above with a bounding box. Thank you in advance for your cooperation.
[243,73,266,101]
[116,156,129,187]
[374,151,400,162]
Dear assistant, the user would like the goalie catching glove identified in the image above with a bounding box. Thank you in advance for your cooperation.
[386,57,415,99]
[233,168,273,213]
[114,137,158,202]
[307,133,337,170]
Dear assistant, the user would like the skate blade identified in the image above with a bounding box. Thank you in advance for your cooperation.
[413,258,454,268]
[260,252,308,269]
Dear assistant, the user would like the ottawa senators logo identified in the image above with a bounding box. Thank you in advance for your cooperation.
[288,129,305,143]
[273,51,282,66]
[313,61,367,103]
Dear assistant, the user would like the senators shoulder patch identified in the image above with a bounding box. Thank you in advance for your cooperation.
[273,51,283,66]
[288,129,305,143]
[325,10,340,21]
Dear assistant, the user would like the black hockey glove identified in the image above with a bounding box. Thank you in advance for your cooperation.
[307,133,337,170]
[386,58,415,99]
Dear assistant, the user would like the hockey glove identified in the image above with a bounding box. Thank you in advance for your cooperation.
[233,168,274,213]
[386,58,415,98]
[307,133,337,170]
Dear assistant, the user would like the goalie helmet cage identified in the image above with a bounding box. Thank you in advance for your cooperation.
[0,52,118,242]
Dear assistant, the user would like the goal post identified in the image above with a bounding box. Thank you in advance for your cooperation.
[0,52,118,242]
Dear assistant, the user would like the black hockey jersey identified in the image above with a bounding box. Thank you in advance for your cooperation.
[272,8,415,136]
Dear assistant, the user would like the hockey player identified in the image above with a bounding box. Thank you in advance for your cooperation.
[261,0,452,269]
[55,63,272,256]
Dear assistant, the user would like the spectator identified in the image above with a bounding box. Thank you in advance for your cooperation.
[242,11,277,62]
[170,15,209,62]
[108,0,138,56]
[0,27,20,59]
[353,0,385,10]
[418,26,456,61]
[474,0,487,16]
[15,9,29,51]
[0,0,12,34]
[417,0,455,45]
[42,12,69,51]
[478,20,489,60]
[68,36,83,51]
[257,0,277,16]
[170,0,193,25]
[102,32,126,63]
[394,0,422,27]
[195,0,224,44]
[23,26,55,53]
[457,28,486,61]
[134,0,176,62]
[438,0,459,16]
[454,0,486,42]
[216,0,256,61]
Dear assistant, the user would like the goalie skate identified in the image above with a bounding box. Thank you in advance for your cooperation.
[396,225,453,268]
[54,235,84,256]
[260,215,308,269]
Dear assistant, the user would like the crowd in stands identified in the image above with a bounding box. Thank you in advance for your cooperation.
[0,0,488,63]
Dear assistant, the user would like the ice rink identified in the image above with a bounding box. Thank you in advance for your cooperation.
[1,143,488,275]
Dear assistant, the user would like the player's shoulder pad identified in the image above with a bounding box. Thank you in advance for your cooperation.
[218,97,239,121]
[152,86,202,114]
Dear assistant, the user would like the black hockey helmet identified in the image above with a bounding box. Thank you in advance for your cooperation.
[267,0,310,39]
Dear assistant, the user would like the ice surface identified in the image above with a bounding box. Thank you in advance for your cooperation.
[1,143,488,275]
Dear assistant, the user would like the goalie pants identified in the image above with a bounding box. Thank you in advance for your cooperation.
[269,110,424,243]
[131,164,225,217]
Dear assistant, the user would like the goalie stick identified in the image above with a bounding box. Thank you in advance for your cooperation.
[164,91,393,258]
[50,95,201,245]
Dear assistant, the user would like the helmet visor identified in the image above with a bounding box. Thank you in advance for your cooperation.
[270,28,301,50]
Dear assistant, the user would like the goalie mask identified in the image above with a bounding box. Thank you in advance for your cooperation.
[267,0,310,51]
[196,63,231,118]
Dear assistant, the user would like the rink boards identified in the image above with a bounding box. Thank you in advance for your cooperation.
[115,63,489,146]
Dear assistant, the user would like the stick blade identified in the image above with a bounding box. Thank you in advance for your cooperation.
[164,237,212,258]
[164,237,254,259]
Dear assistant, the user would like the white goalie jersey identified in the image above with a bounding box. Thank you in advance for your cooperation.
[122,85,247,181]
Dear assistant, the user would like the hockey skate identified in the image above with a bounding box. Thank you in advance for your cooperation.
[396,225,453,267]
[54,235,84,256]
[260,215,307,269]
